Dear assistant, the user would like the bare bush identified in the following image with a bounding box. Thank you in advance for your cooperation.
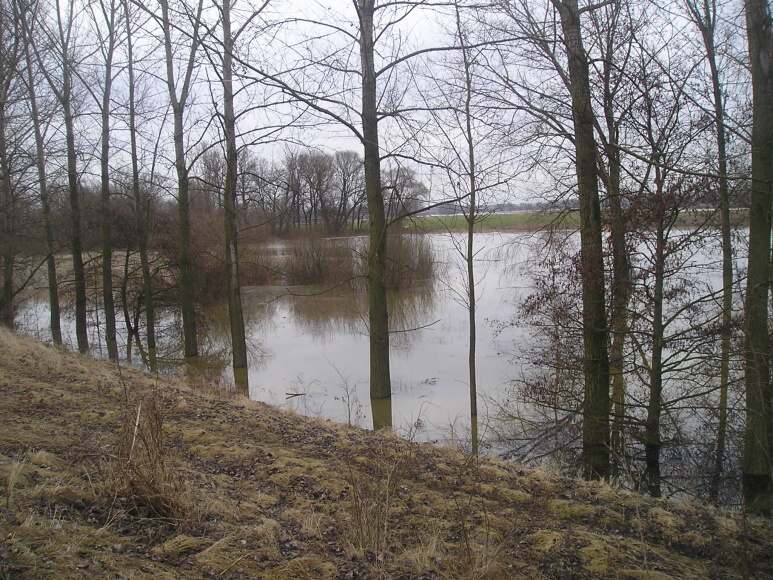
[384,234,434,289]
[285,238,356,286]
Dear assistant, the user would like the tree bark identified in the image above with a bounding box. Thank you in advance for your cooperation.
[22,12,61,345]
[553,0,611,479]
[221,0,249,393]
[645,216,665,498]
[99,4,118,361]
[742,0,773,516]
[0,108,13,328]
[26,0,87,351]
[63,77,89,354]
[455,4,479,456]
[160,0,202,359]
[124,0,156,370]
[686,0,733,503]
[358,0,392,429]
[594,3,631,463]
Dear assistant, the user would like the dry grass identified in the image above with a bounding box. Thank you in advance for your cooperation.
[108,395,197,524]
[4,457,26,510]
[0,328,771,579]
[343,440,406,558]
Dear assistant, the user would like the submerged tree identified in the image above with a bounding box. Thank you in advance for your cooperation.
[157,0,204,359]
[215,0,254,393]
[123,0,157,370]
[0,0,21,328]
[89,0,121,361]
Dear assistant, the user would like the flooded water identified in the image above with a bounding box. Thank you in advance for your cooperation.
[237,233,534,442]
[15,233,537,444]
[14,228,740,455]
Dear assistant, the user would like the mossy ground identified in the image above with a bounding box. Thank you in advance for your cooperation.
[0,329,770,579]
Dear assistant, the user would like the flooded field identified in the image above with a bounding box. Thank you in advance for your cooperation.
[15,232,536,444]
[15,227,740,459]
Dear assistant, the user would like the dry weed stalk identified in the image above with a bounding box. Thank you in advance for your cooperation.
[111,395,194,524]
[5,457,26,510]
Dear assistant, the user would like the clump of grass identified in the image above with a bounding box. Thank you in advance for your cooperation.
[344,442,404,559]
[301,510,324,538]
[109,395,196,525]
[5,457,26,510]
[398,520,444,573]
[448,456,504,579]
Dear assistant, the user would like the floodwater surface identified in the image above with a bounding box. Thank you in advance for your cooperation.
[237,233,534,442]
[16,232,535,444]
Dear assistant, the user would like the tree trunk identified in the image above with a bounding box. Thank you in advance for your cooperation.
[221,0,249,394]
[173,107,198,358]
[554,0,610,479]
[63,93,89,354]
[160,0,200,359]
[23,21,61,344]
[0,106,13,328]
[742,0,773,516]
[645,218,665,498]
[703,12,732,505]
[121,247,133,363]
[100,27,118,361]
[124,0,156,370]
[456,4,479,456]
[598,3,630,465]
[358,0,392,429]
[607,128,629,462]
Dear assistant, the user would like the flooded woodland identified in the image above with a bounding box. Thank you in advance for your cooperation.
[17,232,529,441]
[3,1,773,574]
[15,225,747,503]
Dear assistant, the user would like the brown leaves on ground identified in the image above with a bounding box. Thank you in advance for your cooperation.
[0,328,771,579]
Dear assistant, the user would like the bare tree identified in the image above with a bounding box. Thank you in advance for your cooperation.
[157,0,204,359]
[124,0,157,369]
[684,0,734,504]
[741,0,773,515]
[225,0,486,429]
[89,0,121,360]
[0,0,21,327]
[586,0,636,461]
[31,0,90,353]
[217,0,255,392]
[551,0,610,479]
[20,0,62,345]
[358,0,391,426]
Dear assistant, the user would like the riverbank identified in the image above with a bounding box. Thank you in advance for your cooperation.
[1,329,770,579]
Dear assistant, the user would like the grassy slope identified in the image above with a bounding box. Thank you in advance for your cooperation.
[0,330,770,579]
[404,211,579,233]
[402,208,749,234]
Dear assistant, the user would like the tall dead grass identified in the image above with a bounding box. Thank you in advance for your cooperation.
[343,440,410,559]
[108,395,197,525]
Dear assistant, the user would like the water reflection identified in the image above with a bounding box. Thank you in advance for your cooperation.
[15,233,529,442]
